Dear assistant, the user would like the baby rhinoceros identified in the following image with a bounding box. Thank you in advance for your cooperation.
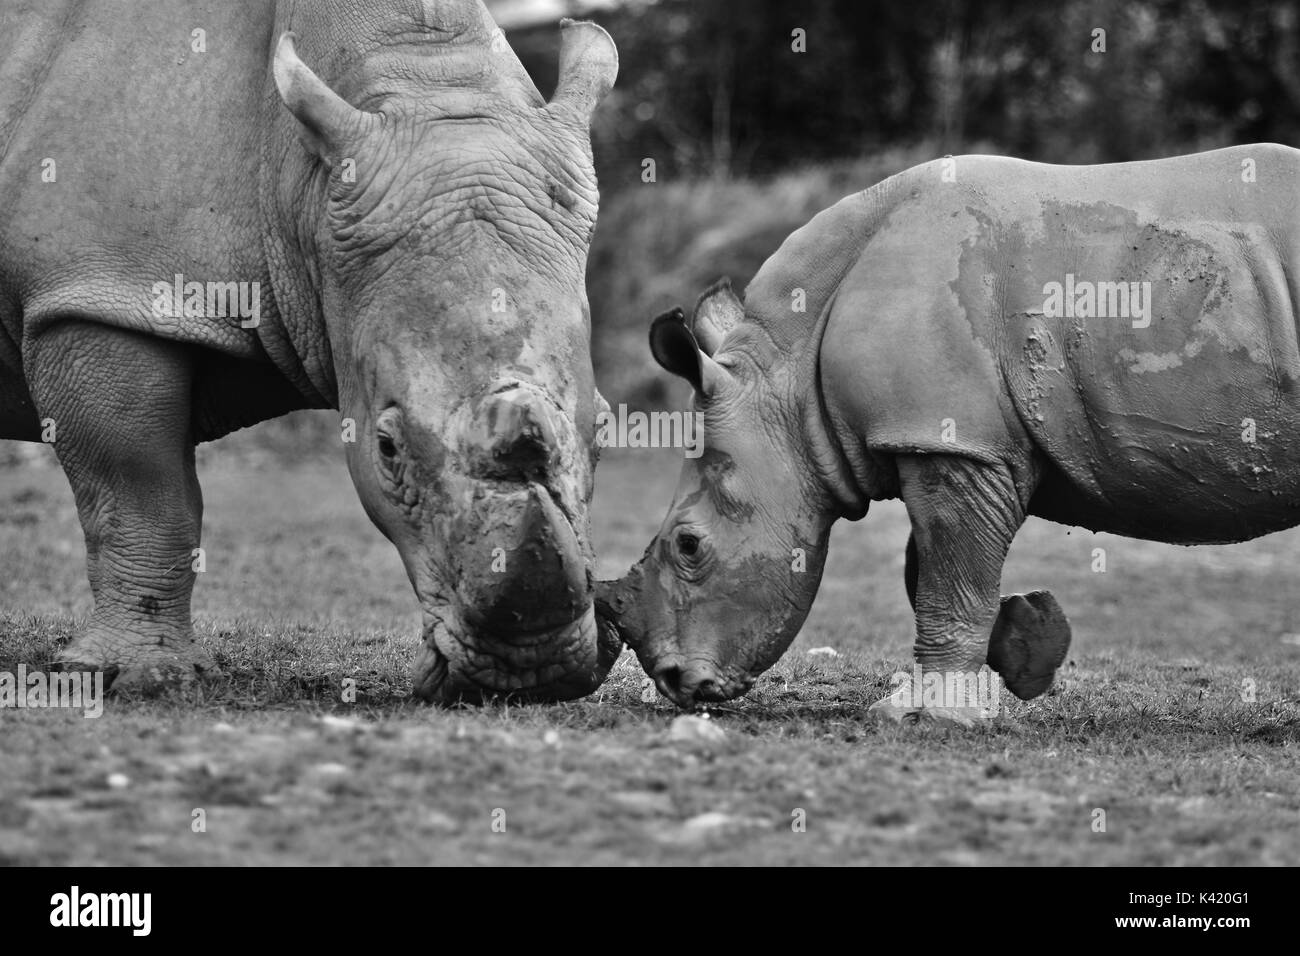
[599,144,1300,723]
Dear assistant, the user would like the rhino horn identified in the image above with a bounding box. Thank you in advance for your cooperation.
[273,33,375,164]
[691,277,744,356]
[548,19,618,123]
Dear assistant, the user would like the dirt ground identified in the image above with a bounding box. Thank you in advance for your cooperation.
[0,436,1297,865]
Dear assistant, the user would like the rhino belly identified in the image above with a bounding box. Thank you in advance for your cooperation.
[1027,444,1300,545]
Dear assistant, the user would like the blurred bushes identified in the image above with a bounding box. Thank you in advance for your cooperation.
[586,143,959,407]
[513,0,1300,180]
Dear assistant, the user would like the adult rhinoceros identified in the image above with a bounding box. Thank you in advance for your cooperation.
[0,0,621,702]
[598,144,1300,722]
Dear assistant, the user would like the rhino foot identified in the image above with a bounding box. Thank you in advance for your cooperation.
[57,626,219,696]
[986,590,1072,701]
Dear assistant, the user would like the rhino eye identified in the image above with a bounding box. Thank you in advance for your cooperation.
[377,432,398,461]
[676,532,701,557]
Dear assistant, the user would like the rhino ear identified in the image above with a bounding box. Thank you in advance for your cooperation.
[650,308,729,398]
[692,277,743,357]
[273,33,374,165]
[548,19,618,123]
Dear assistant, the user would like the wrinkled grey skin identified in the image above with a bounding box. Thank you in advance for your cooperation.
[0,0,621,701]
[600,145,1299,720]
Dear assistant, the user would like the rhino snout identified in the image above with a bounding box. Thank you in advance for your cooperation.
[414,602,622,703]
[455,480,589,634]
[652,660,748,708]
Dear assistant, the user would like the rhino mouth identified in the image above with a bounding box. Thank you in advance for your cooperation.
[412,603,621,703]
[645,654,756,708]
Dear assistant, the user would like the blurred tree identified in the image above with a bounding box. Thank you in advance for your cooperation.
[507,0,1300,183]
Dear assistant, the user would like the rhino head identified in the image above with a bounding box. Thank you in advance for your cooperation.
[597,281,852,706]
[269,3,620,702]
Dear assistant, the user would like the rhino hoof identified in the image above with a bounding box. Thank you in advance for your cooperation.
[867,697,985,729]
[56,634,220,697]
[987,590,1072,701]
[102,658,220,697]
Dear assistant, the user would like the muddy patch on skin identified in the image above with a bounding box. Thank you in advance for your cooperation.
[675,449,755,522]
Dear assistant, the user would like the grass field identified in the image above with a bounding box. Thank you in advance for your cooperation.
[1,425,1298,865]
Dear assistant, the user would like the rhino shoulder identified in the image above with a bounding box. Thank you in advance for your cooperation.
[815,159,1032,468]
[742,173,916,342]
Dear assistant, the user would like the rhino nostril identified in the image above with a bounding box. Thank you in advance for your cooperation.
[653,664,685,702]
[495,426,550,475]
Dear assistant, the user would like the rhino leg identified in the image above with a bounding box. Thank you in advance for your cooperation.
[27,322,214,692]
[904,535,1070,700]
[873,455,1027,725]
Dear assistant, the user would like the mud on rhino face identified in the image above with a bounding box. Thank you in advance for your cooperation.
[596,284,840,707]
[273,9,621,701]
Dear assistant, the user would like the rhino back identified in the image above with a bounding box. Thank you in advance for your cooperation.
[0,0,275,358]
[816,145,1300,543]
